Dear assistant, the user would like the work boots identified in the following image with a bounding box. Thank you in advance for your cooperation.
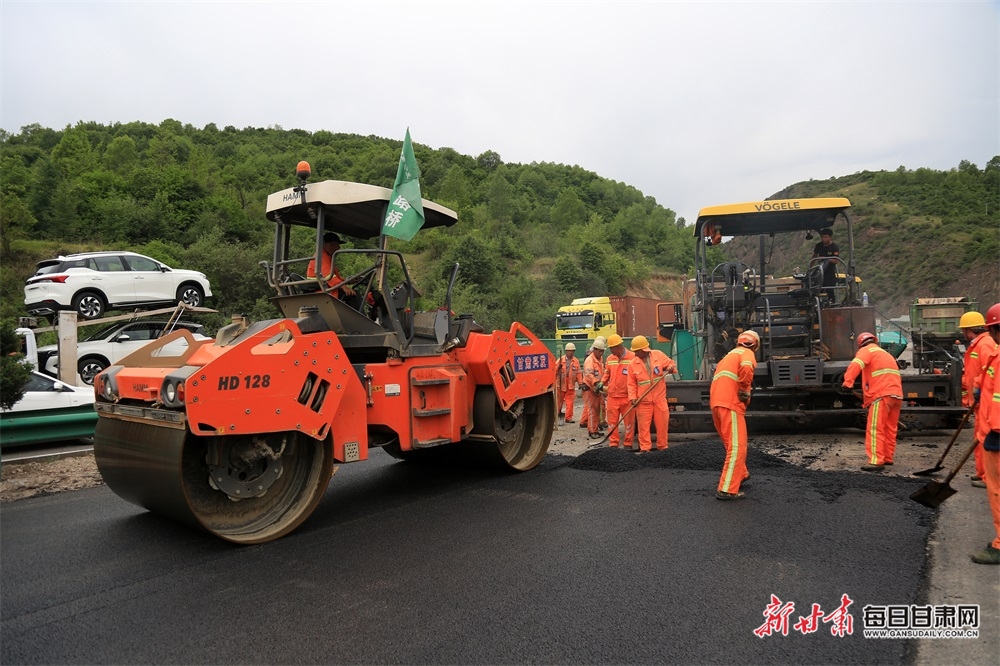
[970,544,1000,565]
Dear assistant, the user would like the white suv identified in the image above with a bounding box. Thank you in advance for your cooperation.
[37,320,212,385]
[24,251,212,320]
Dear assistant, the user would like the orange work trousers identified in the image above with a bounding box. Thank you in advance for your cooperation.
[984,449,1000,550]
[586,389,604,434]
[605,396,635,448]
[973,405,988,478]
[558,389,576,421]
[713,406,749,494]
[635,399,668,451]
[864,397,901,465]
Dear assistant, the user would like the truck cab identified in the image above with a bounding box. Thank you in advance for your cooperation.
[555,297,616,342]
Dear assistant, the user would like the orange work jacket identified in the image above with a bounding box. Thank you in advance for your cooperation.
[978,342,1000,434]
[602,350,636,398]
[583,352,605,391]
[555,355,582,393]
[709,346,757,413]
[963,332,999,407]
[307,251,345,297]
[843,343,903,407]
[627,350,677,403]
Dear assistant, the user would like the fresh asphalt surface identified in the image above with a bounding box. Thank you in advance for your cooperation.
[2,440,939,664]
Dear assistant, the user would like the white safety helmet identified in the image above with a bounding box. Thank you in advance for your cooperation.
[593,338,607,351]
[564,343,576,351]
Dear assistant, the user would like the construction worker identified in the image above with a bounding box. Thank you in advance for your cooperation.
[582,338,607,439]
[627,335,677,453]
[710,330,759,500]
[842,332,903,471]
[959,311,998,488]
[554,343,582,423]
[971,302,1000,565]
[579,336,607,429]
[602,334,636,449]
[306,232,357,300]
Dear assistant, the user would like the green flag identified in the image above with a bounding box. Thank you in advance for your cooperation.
[382,128,425,241]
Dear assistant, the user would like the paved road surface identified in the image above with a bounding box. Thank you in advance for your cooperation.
[4,431,996,664]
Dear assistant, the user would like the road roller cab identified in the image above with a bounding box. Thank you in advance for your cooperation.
[93,165,557,544]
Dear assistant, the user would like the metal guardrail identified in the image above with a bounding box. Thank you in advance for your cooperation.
[0,406,98,450]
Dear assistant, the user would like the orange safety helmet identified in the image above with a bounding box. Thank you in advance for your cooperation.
[737,330,760,350]
[856,332,878,349]
[985,303,1000,328]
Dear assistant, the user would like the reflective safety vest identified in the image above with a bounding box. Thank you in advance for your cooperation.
[602,350,635,398]
[710,346,757,413]
[627,349,677,403]
[963,332,998,407]
[843,343,903,407]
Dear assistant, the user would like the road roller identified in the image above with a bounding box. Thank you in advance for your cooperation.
[93,167,556,544]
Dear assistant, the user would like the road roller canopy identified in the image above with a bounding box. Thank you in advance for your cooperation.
[693,197,851,239]
[265,180,458,240]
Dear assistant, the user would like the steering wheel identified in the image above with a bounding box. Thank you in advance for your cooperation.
[805,262,825,292]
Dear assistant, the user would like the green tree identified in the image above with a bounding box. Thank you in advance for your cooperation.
[551,188,586,229]
[103,135,139,175]
[0,194,37,253]
[0,320,32,410]
[50,127,96,179]
[553,255,582,292]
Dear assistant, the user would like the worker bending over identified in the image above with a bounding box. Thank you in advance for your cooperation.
[842,332,903,471]
[710,330,759,500]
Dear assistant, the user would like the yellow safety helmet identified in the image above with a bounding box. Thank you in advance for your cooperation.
[630,335,650,352]
[959,312,986,329]
[564,343,576,351]
[607,334,624,348]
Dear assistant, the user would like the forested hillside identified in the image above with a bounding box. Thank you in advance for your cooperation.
[729,162,1000,317]
[0,121,700,336]
[1,120,996,337]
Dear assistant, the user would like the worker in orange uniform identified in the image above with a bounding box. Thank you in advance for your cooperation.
[555,343,582,424]
[842,332,903,471]
[579,337,607,430]
[307,232,356,300]
[959,311,998,488]
[970,302,1000,565]
[602,334,636,449]
[627,335,677,453]
[710,330,759,500]
[582,338,607,439]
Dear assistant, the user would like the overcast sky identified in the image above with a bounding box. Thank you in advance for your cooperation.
[2,1,997,224]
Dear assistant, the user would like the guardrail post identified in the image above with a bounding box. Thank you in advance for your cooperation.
[58,311,79,385]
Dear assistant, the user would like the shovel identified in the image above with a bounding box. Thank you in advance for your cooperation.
[587,373,667,449]
[912,405,975,477]
[909,436,978,508]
